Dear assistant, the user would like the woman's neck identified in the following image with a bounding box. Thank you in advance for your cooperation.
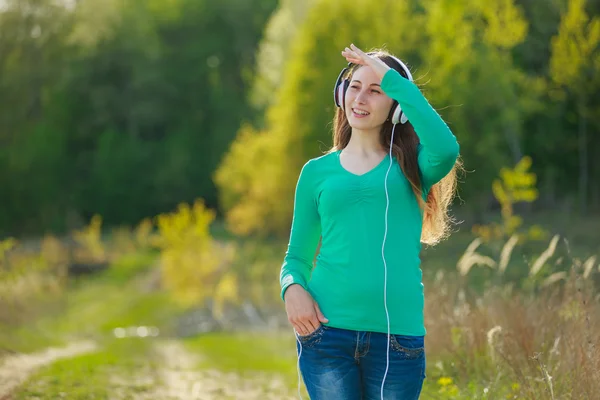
[344,127,384,156]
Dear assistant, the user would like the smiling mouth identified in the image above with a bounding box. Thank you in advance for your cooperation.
[352,108,370,116]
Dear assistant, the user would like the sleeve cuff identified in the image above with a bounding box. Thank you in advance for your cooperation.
[280,274,307,302]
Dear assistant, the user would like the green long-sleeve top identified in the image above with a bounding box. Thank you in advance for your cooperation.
[279,68,459,336]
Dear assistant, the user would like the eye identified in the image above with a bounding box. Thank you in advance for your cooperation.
[349,85,359,90]
[371,89,381,94]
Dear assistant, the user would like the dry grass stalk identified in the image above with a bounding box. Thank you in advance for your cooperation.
[582,256,597,279]
[456,238,497,276]
[529,234,560,277]
[498,234,519,275]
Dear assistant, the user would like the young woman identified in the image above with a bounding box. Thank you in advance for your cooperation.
[280,43,460,400]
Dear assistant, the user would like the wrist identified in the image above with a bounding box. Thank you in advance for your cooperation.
[283,283,304,300]
[280,273,307,301]
[372,60,391,81]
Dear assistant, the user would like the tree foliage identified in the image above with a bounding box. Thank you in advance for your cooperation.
[1,0,599,238]
[0,0,277,235]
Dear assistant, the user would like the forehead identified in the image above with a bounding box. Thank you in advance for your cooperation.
[350,66,380,83]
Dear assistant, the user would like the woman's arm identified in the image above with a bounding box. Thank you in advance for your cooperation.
[342,44,459,188]
[380,68,460,188]
[279,160,322,301]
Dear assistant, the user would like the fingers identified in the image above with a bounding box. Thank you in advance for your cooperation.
[295,320,319,336]
[342,48,360,60]
[342,55,364,65]
[345,44,365,58]
[350,43,364,55]
[291,314,321,336]
[342,44,368,65]
[294,320,311,336]
[342,47,358,57]
[284,289,325,337]
[305,316,320,333]
[341,53,357,62]
[314,302,329,323]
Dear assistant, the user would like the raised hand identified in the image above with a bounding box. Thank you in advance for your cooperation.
[341,43,391,81]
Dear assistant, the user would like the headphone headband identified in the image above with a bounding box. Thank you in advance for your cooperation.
[387,55,413,82]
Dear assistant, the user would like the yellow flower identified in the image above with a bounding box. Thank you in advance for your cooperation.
[437,376,453,386]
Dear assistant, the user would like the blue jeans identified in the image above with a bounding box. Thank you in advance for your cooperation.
[296,325,426,400]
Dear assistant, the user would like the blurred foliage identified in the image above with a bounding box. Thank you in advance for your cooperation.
[72,215,106,263]
[0,0,599,242]
[249,0,317,115]
[549,0,600,214]
[473,156,548,243]
[0,0,277,236]
[153,199,237,318]
[0,213,159,326]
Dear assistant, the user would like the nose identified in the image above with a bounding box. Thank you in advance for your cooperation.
[354,89,367,104]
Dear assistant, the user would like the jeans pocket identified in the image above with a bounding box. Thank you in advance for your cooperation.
[390,334,425,360]
[297,324,326,348]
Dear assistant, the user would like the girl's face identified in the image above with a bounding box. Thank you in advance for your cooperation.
[344,65,394,131]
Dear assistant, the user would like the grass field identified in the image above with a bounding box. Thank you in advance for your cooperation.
[1,214,599,399]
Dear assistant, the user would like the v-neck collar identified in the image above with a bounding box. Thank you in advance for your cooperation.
[336,150,392,177]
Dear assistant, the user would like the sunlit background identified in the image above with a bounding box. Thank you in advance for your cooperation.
[1,0,599,398]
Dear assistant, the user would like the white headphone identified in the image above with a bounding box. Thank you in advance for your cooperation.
[333,53,413,125]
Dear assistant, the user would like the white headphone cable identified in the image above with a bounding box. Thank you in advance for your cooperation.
[380,123,396,399]
[296,332,304,399]
[296,124,397,400]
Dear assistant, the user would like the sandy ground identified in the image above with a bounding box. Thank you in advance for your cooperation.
[123,340,298,400]
[0,341,98,399]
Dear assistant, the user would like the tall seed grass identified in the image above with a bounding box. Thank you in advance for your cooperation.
[424,235,600,399]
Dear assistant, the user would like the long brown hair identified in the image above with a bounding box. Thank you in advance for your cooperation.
[330,50,461,245]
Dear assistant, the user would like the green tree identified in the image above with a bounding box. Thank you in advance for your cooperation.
[250,0,317,117]
[0,0,277,234]
[0,0,75,233]
[420,0,548,216]
[549,0,600,214]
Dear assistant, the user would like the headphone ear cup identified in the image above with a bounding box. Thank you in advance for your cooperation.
[390,102,401,125]
[334,78,347,109]
[390,102,408,125]
[333,66,350,108]
[400,112,408,124]
[334,81,342,108]
[341,79,349,110]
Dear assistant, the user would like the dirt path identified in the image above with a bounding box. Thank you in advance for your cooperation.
[0,340,98,398]
[1,339,299,399]
[129,340,297,400]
